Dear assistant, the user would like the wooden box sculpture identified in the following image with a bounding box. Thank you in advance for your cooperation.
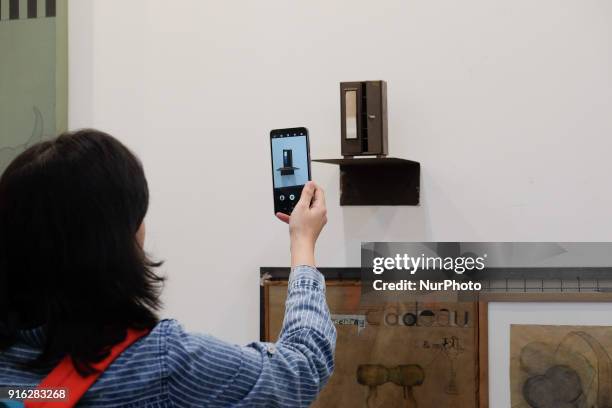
[340,81,388,157]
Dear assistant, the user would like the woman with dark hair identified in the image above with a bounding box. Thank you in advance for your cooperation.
[0,130,335,407]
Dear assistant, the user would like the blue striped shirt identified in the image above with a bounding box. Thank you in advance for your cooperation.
[0,266,336,407]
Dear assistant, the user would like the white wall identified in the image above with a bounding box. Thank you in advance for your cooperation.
[69,0,612,344]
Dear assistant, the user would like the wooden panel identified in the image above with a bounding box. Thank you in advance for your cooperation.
[263,280,478,408]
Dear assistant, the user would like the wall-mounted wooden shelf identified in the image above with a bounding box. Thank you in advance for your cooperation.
[313,157,420,206]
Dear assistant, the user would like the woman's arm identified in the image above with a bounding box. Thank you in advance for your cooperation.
[164,182,336,407]
[234,265,335,406]
[278,181,328,269]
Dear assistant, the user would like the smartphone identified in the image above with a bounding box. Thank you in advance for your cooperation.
[270,127,311,215]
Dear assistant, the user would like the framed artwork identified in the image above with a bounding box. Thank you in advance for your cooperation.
[261,268,479,408]
[478,292,612,408]
[0,0,68,174]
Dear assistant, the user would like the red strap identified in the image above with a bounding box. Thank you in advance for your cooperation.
[25,328,149,408]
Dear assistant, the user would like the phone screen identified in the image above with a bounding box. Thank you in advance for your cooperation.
[270,127,311,215]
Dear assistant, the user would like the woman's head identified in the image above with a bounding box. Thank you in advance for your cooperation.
[0,129,163,374]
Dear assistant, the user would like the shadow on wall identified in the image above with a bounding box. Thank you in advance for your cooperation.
[341,206,426,264]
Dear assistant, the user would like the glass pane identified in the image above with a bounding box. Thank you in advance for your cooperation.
[345,90,357,139]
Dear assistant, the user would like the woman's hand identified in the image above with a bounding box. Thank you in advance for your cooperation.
[276,181,327,267]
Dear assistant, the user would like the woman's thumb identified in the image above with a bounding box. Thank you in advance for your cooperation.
[297,182,315,207]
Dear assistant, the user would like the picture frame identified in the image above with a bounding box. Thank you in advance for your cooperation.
[477,292,612,408]
[261,267,480,408]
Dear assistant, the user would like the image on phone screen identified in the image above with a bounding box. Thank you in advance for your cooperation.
[270,127,311,215]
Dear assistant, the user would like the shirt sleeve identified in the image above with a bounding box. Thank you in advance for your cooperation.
[163,265,337,407]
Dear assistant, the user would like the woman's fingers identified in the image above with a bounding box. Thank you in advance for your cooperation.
[297,181,316,208]
[277,182,324,224]
[276,212,290,224]
[311,184,326,210]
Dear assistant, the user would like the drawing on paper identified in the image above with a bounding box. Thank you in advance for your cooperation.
[511,324,612,408]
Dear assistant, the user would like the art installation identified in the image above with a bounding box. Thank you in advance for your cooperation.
[340,80,388,157]
[0,0,67,174]
[510,324,612,408]
[262,281,478,407]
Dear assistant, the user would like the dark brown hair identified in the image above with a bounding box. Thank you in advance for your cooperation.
[0,129,164,375]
